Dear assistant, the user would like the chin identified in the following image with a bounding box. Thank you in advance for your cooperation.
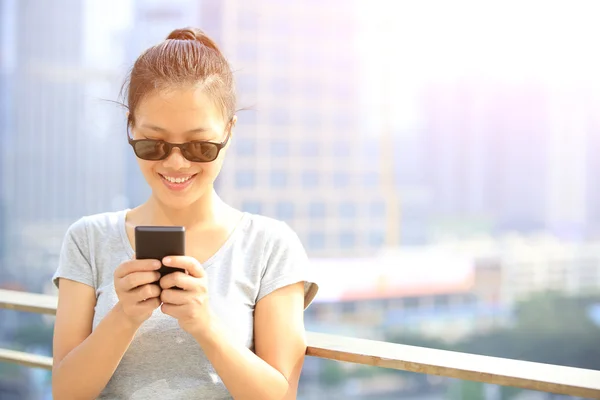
[155,187,209,210]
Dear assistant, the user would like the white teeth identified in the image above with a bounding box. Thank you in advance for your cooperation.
[163,175,191,184]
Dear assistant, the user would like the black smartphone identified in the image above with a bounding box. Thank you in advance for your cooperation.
[134,226,186,281]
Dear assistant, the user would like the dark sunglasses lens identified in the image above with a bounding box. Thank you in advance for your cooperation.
[134,140,168,160]
[185,142,219,162]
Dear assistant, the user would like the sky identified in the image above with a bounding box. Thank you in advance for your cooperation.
[355,0,600,138]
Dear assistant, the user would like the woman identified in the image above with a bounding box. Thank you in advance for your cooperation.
[51,27,318,399]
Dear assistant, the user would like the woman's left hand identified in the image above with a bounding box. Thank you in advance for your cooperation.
[159,256,214,338]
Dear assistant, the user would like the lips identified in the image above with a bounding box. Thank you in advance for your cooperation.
[160,174,193,184]
[159,173,197,191]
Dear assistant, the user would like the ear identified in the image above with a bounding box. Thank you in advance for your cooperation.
[126,111,132,139]
[228,115,237,140]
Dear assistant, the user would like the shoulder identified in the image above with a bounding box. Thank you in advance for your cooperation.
[244,213,319,308]
[65,209,127,239]
[243,213,303,251]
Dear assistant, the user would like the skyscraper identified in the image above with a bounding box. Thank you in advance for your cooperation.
[0,0,17,283]
[3,0,131,287]
[201,0,389,256]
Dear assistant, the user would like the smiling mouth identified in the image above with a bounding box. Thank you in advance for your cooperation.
[159,174,195,184]
[158,173,197,190]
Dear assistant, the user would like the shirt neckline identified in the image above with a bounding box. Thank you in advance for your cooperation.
[117,209,251,268]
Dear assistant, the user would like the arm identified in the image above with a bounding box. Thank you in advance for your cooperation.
[195,282,307,400]
[51,279,139,400]
[52,259,161,399]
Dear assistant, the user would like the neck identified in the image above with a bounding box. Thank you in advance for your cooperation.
[140,188,225,230]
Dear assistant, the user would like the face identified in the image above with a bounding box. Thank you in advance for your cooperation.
[130,87,233,210]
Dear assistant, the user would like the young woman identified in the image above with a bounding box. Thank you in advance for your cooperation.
[51,27,318,399]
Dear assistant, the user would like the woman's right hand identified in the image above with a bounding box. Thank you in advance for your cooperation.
[113,257,162,327]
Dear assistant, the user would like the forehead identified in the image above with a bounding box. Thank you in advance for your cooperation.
[135,87,225,133]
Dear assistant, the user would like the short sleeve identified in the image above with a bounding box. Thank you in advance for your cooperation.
[256,222,319,309]
[52,217,96,290]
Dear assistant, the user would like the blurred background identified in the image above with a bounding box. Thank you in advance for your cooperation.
[2,0,600,399]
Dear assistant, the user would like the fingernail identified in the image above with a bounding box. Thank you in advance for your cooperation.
[163,257,171,264]
[153,260,161,268]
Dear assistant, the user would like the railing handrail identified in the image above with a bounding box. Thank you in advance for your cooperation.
[2,289,600,398]
[0,289,58,315]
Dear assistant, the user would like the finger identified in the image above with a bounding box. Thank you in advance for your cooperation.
[119,271,161,291]
[159,272,198,291]
[160,288,190,305]
[139,297,161,311]
[127,283,162,303]
[161,302,175,316]
[115,259,161,278]
[163,256,205,278]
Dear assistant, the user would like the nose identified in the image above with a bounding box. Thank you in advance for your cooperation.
[162,147,191,170]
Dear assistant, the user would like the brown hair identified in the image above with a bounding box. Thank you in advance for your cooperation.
[122,27,235,128]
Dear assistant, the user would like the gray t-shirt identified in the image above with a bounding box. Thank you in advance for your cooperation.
[52,209,319,399]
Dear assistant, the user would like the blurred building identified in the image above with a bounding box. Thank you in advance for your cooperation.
[432,234,600,304]
[0,0,17,281]
[304,249,510,343]
[2,0,130,289]
[305,234,600,342]
[200,0,390,257]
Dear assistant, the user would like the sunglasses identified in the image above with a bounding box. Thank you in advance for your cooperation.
[127,122,232,163]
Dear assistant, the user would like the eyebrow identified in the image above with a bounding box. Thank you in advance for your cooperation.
[140,124,209,135]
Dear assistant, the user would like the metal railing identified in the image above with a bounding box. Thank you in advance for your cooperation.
[1,289,600,398]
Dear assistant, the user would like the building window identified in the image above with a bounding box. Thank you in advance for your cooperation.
[235,170,255,188]
[340,231,356,248]
[301,171,319,187]
[333,171,350,188]
[434,295,450,310]
[241,201,262,214]
[339,202,356,219]
[270,140,289,157]
[270,171,288,188]
[309,202,326,218]
[308,232,326,250]
[235,137,256,156]
[341,301,356,313]
[404,297,419,309]
[369,230,384,247]
[275,202,294,220]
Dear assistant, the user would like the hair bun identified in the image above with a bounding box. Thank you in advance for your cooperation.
[166,28,197,41]
[166,27,221,54]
